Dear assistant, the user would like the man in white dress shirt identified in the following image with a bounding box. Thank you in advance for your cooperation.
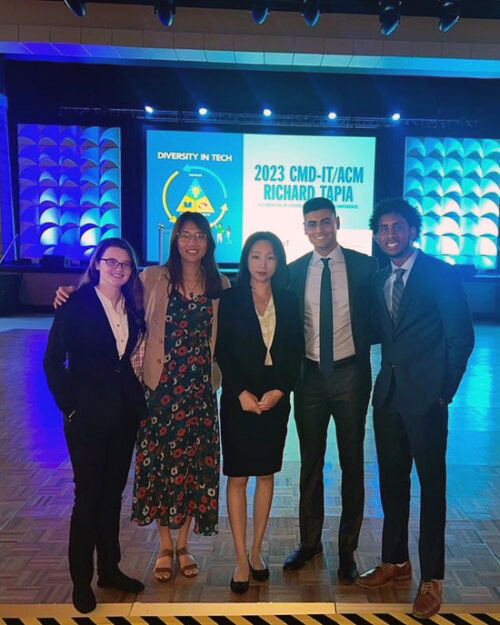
[284,197,377,583]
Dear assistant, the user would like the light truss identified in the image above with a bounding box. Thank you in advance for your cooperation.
[59,107,479,129]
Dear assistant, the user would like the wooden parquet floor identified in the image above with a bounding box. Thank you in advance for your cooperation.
[0,318,498,607]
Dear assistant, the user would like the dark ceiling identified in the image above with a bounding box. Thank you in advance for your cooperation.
[44,1,500,21]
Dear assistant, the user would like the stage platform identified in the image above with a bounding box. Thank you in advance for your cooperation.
[0,316,498,614]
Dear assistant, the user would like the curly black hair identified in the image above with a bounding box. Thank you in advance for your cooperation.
[369,198,422,238]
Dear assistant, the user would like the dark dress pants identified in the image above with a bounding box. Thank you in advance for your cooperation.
[373,399,448,581]
[294,359,370,555]
[64,410,138,586]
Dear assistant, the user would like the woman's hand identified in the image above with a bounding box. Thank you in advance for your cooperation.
[239,390,262,415]
[258,389,284,411]
[54,285,75,309]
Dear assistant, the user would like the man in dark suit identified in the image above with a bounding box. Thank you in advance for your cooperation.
[356,198,474,618]
[283,197,377,583]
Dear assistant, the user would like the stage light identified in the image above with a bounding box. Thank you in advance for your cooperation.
[198,107,208,116]
[379,0,401,36]
[302,0,320,27]
[439,1,460,33]
[155,0,175,27]
[252,0,270,25]
[263,108,272,117]
[145,105,154,114]
[63,0,87,17]
[328,112,337,120]
[391,112,401,121]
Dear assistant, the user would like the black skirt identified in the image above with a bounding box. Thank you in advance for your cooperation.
[220,366,291,477]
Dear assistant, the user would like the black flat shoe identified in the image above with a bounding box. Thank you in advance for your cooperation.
[97,570,145,593]
[248,555,269,582]
[230,574,250,594]
[72,585,96,614]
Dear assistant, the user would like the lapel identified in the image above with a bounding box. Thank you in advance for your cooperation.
[125,313,138,359]
[269,288,284,360]
[376,265,392,328]
[342,247,357,323]
[241,286,267,360]
[291,252,312,324]
[393,250,425,332]
[86,286,120,359]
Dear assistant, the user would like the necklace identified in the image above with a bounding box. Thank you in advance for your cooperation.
[182,274,203,299]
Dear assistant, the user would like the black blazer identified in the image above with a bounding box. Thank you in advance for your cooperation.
[44,284,147,434]
[288,246,377,368]
[215,285,304,397]
[372,251,475,415]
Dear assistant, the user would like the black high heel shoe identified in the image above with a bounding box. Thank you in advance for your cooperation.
[230,573,250,594]
[248,554,270,582]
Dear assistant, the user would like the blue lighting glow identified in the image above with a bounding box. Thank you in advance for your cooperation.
[198,107,208,116]
[391,112,401,121]
[145,105,154,114]
[263,108,272,117]
[328,111,337,120]
[404,136,500,271]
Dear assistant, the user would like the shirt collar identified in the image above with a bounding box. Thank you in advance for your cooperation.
[311,245,344,266]
[390,248,419,274]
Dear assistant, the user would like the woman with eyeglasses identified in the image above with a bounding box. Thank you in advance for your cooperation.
[131,211,230,582]
[44,238,147,614]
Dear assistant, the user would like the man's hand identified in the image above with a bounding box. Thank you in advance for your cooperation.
[54,285,75,309]
[258,389,284,411]
[239,390,262,415]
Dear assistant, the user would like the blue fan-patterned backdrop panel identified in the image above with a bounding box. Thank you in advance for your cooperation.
[404,137,499,271]
[18,124,121,261]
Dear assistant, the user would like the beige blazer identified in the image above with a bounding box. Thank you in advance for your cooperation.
[139,265,231,392]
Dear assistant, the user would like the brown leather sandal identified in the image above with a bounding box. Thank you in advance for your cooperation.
[176,546,199,578]
[154,548,173,582]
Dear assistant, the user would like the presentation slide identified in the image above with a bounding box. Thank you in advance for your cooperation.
[146,129,376,264]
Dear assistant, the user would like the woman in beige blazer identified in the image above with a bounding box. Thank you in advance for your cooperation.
[131,212,230,582]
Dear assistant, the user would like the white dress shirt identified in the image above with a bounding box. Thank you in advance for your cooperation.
[304,246,355,362]
[383,249,419,313]
[95,287,129,358]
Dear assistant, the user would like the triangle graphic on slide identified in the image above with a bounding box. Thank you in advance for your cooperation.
[177,178,215,214]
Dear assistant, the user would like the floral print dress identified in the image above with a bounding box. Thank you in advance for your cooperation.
[132,289,219,536]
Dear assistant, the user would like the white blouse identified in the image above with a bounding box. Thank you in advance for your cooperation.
[256,294,276,366]
[95,287,129,358]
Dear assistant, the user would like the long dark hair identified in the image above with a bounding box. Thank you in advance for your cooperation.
[166,212,222,297]
[80,237,146,335]
[237,231,288,292]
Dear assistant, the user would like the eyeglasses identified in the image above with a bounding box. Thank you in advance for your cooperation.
[177,232,208,241]
[100,258,134,271]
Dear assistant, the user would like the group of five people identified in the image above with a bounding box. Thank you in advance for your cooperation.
[44,196,474,618]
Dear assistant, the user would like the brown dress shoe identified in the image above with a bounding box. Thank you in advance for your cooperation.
[412,580,442,619]
[356,560,412,588]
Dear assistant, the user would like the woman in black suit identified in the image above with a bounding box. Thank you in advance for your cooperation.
[216,232,303,593]
[44,238,147,614]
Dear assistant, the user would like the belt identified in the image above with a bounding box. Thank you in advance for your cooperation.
[305,355,357,370]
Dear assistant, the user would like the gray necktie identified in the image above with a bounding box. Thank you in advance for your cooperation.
[391,268,406,322]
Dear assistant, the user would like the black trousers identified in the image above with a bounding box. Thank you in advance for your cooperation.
[64,412,138,586]
[294,359,370,555]
[373,399,448,581]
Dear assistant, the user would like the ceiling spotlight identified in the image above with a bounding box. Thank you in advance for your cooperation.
[439,1,460,33]
[263,108,272,117]
[391,112,401,121]
[379,0,401,36]
[198,107,208,116]
[145,105,154,114]
[328,111,337,120]
[302,0,321,27]
[155,0,175,28]
[63,0,87,17]
[252,0,270,25]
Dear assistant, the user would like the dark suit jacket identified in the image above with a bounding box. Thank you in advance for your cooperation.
[372,251,475,416]
[44,284,147,434]
[288,246,377,372]
[215,285,304,397]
